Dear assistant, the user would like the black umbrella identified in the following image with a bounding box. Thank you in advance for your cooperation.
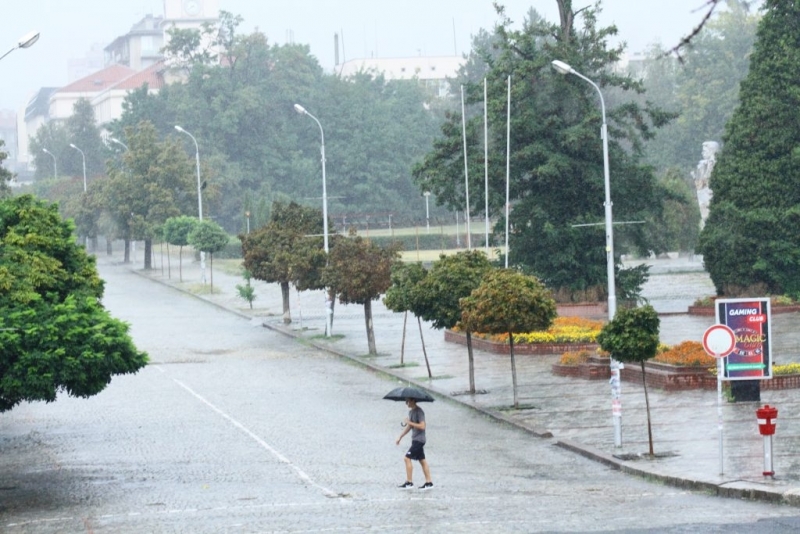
[383,386,434,402]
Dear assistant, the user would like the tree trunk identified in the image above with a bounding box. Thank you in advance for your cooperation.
[209,253,214,292]
[642,361,655,456]
[124,239,131,263]
[466,330,476,394]
[328,288,336,331]
[166,243,171,279]
[106,236,113,256]
[281,281,292,324]
[510,332,519,409]
[144,239,152,270]
[400,311,408,365]
[178,245,183,282]
[417,316,432,379]
[364,299,377,355]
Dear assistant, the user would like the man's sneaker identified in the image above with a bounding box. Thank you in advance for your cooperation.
[397,481,414,489]
[418,482,434,491]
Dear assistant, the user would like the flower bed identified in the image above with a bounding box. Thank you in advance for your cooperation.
[445,317,602,356]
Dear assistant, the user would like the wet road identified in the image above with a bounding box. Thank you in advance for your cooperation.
[1,262,800,532]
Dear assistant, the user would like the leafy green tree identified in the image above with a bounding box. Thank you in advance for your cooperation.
[413,1,671,297]
[460,269,557,408]
[383,262,431,373]
[102,121,196,269]
[698,0,800,296]
[0,195,147,412]
[163,215,198,281]
[241,201,327,324]
[188,219,230,291]
[597,305,660,456]
[410,250,493,393]
[323,235,401,355]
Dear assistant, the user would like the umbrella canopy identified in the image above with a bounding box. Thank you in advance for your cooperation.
[383,386,434,402]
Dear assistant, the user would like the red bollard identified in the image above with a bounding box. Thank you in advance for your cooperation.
[756,405,778,476]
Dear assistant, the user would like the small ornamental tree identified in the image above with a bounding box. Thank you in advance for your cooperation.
[460,269,557,409]
[0,195,148,412]
[323,236,401,355]
[597,305,661,456]
[241,201,327,325]
[163,216,198,282]
[188,219,229,291]
[410,250,493,394]
[383,262,431,375]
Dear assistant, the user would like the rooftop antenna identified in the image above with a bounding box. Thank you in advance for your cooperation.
[452,18,457,55]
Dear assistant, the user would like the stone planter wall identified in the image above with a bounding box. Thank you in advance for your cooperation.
[552,358,800,391]
[688,303,800,316]
[444,330,598,356]
[556,302,606,319]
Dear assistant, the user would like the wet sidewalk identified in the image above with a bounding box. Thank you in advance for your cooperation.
[116,251,800,506]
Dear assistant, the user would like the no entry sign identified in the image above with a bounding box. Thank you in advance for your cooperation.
[703,324,736,357]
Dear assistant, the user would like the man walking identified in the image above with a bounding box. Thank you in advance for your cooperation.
[396,397,433,490]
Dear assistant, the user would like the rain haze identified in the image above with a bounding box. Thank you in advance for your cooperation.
[2,0,759,112]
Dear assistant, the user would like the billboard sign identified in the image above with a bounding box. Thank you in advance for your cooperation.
[715,298,772,380]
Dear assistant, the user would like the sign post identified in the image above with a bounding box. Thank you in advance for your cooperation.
[703,324,736,476]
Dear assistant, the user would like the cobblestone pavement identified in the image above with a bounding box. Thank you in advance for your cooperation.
[1,252,800,532]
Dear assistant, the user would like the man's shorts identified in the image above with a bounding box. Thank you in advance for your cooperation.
[405,440,426,461]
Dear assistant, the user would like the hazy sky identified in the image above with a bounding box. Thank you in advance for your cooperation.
[1,1,759,112]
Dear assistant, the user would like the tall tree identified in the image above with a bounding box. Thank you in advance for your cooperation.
[0,195,148,412]
[103,121,196,269]
[460,269,557,409]
[698,0,800,296]
[323,235,401,355]
[414,2,671,297]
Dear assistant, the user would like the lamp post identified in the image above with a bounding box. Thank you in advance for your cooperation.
[174,125,205,283]
[0,31,39,62]
[424,191,431,233]
[245,211,250,234]
[293,103,331,337]
[69,143,86,192]
[69,143,88,249]
[42,148,56,180]
[552,59,621,447]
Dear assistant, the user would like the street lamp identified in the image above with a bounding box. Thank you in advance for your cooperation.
[42,148,56,180]
[69,143,86,192]
[293,103,331,337]
[245,211,250,234]
[174,125,205,283]
[0,31,39,62]
[552,59,621,447]
[109,137,129,151]
[69,143,88,249]
[423,191,431,233]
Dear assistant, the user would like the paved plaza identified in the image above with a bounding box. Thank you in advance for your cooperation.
[2,251,800,532]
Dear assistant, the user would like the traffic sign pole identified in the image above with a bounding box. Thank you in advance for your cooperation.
[703,324,736,476]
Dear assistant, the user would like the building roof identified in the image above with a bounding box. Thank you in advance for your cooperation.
[337,56,464,81]
[56,64,138,94]
[108,60,167,92]
[24,87,59,121]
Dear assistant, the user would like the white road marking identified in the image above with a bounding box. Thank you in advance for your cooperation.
[172,378,339,498]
